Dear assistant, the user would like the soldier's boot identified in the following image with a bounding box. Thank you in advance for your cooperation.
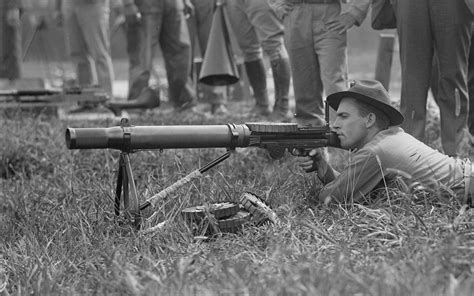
[106,86,160,116]
[244,59,271,116]
[270,57,293,122]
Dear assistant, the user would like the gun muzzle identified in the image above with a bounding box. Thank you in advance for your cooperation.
[66,124,251,150]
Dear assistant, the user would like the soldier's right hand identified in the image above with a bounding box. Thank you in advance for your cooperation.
[296,148,329,173]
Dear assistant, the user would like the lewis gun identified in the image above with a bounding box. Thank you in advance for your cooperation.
[65,116,340,227]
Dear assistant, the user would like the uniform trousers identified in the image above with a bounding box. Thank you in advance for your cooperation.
[126,0,195,107]
[283,2,347,122]
[395,0,472,156]
[63,0,114,96]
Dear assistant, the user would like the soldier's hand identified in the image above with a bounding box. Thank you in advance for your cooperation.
[123,3,141,25]
[6,8,21,27]
[325,13,357,34]
[297,148,328,173]
[268,0,293,20]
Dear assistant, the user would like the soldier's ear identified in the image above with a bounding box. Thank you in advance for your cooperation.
[365,112,377,128]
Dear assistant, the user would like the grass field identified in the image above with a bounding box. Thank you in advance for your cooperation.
[1,100,473,295]
[1,53,473,295]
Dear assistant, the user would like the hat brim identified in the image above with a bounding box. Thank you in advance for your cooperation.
[327,91,404,126]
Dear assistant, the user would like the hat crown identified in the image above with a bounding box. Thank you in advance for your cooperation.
[347,80,391,105]
[326,79,404,126]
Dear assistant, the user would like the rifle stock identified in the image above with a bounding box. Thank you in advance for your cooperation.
[66,122,340,156]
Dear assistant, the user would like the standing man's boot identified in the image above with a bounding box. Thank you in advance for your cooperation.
[244,59,271,116]
[106,86,160,116]
[270,57,292,122]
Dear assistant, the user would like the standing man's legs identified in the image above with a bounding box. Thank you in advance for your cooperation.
[395,0,433,143]
[314,5,347,96]
[75,1,114,96]
[313,3,347,123]
[226,0,271,116]
[126,11,159,101]
[63,3,94,87]
[160,0,195,108]
[468,24,474,136]
[432,0,471,156]
[0,5,21,80]
[284,3,324,124]
[244,0,292,120]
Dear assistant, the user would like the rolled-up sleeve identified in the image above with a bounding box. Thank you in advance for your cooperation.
[344,0,371,26]
[317,149,385,204]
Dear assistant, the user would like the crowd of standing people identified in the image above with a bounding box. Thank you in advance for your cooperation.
[1,0,473,158]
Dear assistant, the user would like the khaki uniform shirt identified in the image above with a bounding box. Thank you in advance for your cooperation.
[318,127,466,203]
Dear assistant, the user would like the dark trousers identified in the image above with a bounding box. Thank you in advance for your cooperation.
[0,11,21,80]
[126,0,195,106]
[395,0,472,156]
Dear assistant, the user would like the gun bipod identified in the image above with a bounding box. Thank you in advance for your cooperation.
[114,151,142,229]
[113,118,141,228]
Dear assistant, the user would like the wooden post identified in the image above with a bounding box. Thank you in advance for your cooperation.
[374,34,396,91]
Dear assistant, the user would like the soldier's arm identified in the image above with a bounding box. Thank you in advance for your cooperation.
[316,149,384,205]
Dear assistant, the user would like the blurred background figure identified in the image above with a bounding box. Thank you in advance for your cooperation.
[225,0,292,121]
[56,0,114,97]
[466,22,474,142]
[268,0,370,126]
[395,0,472,157]
[116,0,196,113]
[0,0,22,84]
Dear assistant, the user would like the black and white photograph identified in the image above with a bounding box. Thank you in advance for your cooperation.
[1,0,473,294]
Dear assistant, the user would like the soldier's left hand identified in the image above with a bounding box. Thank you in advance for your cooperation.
[325,13,357,34]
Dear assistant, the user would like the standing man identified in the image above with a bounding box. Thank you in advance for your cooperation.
[225,0,292,121]
[0,0,22,83]
[57,0,115,97]
[119,0,196,111]
[268,0,370,126]
[394,0,472,157]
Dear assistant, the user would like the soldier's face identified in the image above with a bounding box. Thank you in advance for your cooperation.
[332,98,370,150]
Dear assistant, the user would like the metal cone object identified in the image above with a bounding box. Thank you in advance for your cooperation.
[198,3,240,86]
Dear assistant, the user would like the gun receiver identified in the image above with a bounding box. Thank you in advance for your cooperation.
[66,122,339,155]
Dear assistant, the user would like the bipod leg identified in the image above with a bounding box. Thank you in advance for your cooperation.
[114,154,125,216]
[114,152,142,228]
[122,153,142,229]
